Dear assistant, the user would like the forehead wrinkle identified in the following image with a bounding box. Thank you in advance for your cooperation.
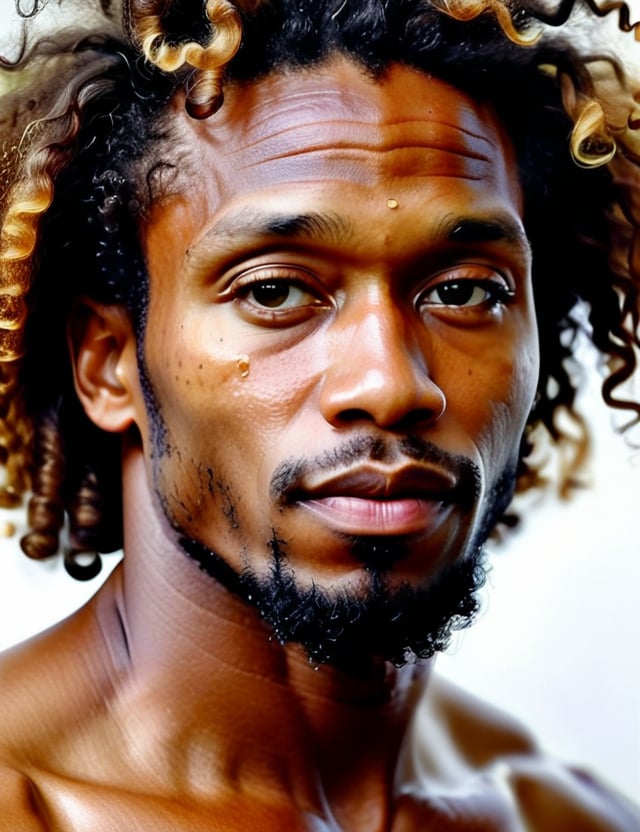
[238,144,492,169]
[241,87,380,127]
[237,80,498,147]
[231,119,495,163]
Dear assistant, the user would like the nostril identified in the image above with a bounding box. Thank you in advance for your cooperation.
[333,406,441,430]
[334,408,375,425]
[394,407,441,431]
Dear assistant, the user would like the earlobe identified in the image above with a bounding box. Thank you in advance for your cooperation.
[68,299,140,433]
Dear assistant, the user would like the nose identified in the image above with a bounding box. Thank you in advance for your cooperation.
[319,299,446,431]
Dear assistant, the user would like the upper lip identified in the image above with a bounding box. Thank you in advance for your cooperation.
[292,464,459,503]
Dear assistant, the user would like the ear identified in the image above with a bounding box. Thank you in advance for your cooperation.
[68,298,140,433]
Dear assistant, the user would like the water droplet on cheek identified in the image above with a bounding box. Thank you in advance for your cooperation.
[236,355,250,379]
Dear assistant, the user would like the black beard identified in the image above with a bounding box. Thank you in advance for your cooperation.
[180,533,489,670]
[162,435,517,670]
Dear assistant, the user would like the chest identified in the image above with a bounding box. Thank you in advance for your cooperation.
[20,773,529,832]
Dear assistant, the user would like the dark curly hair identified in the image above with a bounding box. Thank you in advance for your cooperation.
[1,0,639,577]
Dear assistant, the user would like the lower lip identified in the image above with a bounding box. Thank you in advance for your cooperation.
[299,496,450,536]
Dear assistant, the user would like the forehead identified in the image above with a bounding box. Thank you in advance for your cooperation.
[155,57,521,230]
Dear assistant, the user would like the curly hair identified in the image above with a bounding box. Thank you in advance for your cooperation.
[1,0,639,577]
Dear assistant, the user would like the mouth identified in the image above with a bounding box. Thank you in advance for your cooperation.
[291,464,463,537]
[301,495,453,536]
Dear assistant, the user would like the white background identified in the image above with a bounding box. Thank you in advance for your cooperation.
[0,0,638,807]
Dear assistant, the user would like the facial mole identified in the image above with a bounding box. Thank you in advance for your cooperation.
[236,355,250,378]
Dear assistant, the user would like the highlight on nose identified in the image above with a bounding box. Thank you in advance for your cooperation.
[319,361,447,430]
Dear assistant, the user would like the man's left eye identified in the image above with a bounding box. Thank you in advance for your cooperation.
[422,279,511,308]
[242,279,317,309]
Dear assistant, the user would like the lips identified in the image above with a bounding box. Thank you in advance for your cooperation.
[292,464,461,537]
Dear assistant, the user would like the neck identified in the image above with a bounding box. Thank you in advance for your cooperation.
[96,442,433,826]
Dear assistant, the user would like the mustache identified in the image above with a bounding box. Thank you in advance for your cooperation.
[269,435,481,505]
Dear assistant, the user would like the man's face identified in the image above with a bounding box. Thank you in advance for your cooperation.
[137,58,538,664]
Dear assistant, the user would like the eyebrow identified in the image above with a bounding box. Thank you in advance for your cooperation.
[188,208,531,261]
[442,215,531,254]
[196,208,353,248]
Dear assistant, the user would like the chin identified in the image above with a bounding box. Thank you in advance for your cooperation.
[179,532,488,669]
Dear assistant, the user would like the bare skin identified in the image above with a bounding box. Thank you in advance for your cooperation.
[0,59,638,830]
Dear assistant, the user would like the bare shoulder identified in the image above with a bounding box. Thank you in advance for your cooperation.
[0,596,115,766]
[0,610,118,830]
[0,765,49,831]
[0,644,63,832]
[0,633,58,753]
[409,673,640,831]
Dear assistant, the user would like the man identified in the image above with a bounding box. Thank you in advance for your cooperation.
[0,0,638,828]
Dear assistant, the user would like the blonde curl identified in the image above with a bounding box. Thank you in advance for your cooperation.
[0,177,56,508]
[433,0,541,44]
[573,99,617,166]
[136,0,242,117]
[0,55,119,543]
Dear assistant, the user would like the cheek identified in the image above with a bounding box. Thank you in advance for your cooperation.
[437,327,538,456]
[469,342,539,469]
[235,342,326,436]
[142,318,326,528]
[149,297,327,429]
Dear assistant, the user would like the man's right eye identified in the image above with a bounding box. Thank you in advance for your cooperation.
[225,266,330,327]
[240,279,318,310]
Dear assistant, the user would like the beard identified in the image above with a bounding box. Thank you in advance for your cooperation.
[171,442,518,671]
[146,410,518,669]
[180,531,489,669]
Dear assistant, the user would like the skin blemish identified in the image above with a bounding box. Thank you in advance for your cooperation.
[236,355,250,379]
[386,198,399,209]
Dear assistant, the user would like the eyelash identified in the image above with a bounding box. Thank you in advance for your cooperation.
[225,267,328,324]
[238,278,319,308]
[223,264,515,324]
[420,277,514,310]
[231,265,318,292]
